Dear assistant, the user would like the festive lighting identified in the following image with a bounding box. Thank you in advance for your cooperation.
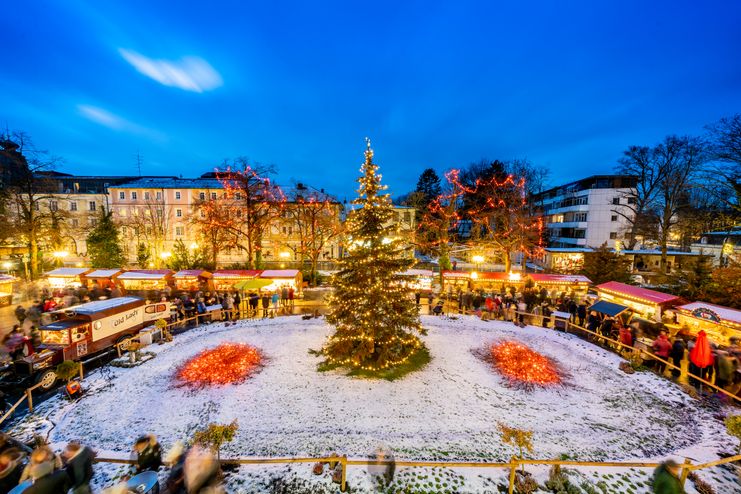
[175,343,262,387]
[472,254,485,264]
[490,341,562,388]
[508,272,521,281]
[52,251,69,258]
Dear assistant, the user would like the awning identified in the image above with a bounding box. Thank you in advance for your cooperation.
[234,279,273,291]
[590,300,630,317]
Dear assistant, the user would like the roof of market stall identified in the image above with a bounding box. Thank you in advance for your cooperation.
[173,270,213,279]
[85,269,124,278]
[398,269,434,277]
[212,270,262,279]
[44,268,91,277]
[676,301,741,326]
[260,269,300,278]
[117,270,174,280]
[595,281,680,305]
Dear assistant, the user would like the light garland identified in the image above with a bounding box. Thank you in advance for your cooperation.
[175,343,262,387]
[490,341,561,387]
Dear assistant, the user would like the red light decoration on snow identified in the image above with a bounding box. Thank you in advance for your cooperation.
[490,341,561,387]
[175,343,262,387]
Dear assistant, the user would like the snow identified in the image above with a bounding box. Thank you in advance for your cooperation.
[9,316,740,493]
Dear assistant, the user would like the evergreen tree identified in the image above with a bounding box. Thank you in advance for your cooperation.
[136,243,151,267]
[579,244,631,285]
[86,210,125,268]
[414,168,442,207]
[323,140,425,371]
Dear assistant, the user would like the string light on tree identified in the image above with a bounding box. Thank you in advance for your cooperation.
[322,139,426,372]
[490,341,562,388]
[175,343,263,387]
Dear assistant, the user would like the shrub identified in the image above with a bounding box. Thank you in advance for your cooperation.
[55,360,80,382]
[192,420,239,460]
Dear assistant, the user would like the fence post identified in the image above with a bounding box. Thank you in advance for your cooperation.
[25,388,33,413]
[678,349,690,385]
[679,457,692,486]
[78,362,84,381]
[340,455,347,492]
[508,456,517,494]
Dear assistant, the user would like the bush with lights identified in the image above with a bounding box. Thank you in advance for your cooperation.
[321,140,426,374]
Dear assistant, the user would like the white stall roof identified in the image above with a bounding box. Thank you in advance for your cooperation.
[59,296,142,315]
[398,269,434,277]
[260,269,299,278]
[86,269,123,278]
[677,302,741,325]
[118,270,172,280]
[45,268,90,277]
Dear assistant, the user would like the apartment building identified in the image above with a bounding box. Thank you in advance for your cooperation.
[532,175,637,249]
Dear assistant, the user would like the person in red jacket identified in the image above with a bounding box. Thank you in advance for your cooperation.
[652,331,672,374]
[618,324,633,349]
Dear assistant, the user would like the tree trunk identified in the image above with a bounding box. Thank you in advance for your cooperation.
[30,229,39,280]
[504,253,512,274]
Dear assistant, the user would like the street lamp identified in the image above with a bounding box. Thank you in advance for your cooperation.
[52,251,69,266]
[160,251,172,260]
[279,251,291,259]
[472,254,484,272]
[189,242,199,250]
[2,262,12,270]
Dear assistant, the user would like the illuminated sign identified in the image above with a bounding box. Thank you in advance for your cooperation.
[691,307,721,324]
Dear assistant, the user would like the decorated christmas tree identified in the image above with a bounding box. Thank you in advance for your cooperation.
[323,139,425,372]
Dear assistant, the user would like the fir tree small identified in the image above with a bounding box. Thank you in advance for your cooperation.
[322,140,426,372]
[86,210,125,268]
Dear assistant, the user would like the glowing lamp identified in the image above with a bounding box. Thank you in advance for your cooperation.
[52,251,69,259]
[279,251,291,259]
[189,242,199,250]
[508,272,521,281]
[2,262,12,270]
[471,271,479,279]
[472,255,485,264]
[160,251,172,259]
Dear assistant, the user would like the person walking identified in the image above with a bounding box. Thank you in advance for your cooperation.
[63,441,95,494]
[261,292,270,318]
[652,331,672,375]
[232,291,242,320]
[288,287,295,308]
[670,338,686,379]
[651,459,685,493]
[133,435,162,474]
[14,306,26,326]
[271,291,280,315]
[249,292,259,318]
[577,302,587,327]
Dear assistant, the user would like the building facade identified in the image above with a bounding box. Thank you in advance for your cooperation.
[532,175,637,249]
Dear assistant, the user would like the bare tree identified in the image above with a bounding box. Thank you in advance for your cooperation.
[190,192,243,268]
[705,114,741,215]
[123,193,172,266]
[614,146,663,249]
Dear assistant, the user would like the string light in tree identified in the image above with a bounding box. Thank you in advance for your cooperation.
[175,343,263,387]
[490,341,562,388]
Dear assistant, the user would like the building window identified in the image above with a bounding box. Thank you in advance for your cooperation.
[574,212,587,222]
[573,230,586,239]
[49,200,58,211]
[72,219,79,228]
[131,191,138,200]
[627,197,636,205]
[156,191,162,201]
[144,192,151,201]
[199,210,205,218]
[612,197,620,205]
[610,232,618,239]
[611,215,618,221]
[235,192,242,200]
[90,218,97,227]
[282,227,287,234]
[175,226,184,236]
[175,191,181,200]
[70,201,77,211]
[119,191,125,200]
[198,192,205,201]
[89,201,96,211]
[176,209,182,217]
[210,192,217,200]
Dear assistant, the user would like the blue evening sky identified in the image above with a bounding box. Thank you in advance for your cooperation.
[1,1,740,200]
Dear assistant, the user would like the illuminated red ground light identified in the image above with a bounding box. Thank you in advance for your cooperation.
[490,341,562,387]
[176,343,263,387]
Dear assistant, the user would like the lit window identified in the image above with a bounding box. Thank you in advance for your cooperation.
[175,191,181,200]
[132,191,138,200]
[119,191,125,200]
[176,226,184,236]
[70,202,77,211]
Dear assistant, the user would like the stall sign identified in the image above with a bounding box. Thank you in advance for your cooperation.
[691,307,721,323]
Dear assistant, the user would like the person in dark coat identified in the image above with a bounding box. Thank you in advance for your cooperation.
[568,300,577,323]
[25,460,71,494]
[576,303,587,327]
[651,459,684,493]
[0,449,25,493]
[232,292,242,320]
[249,292,259,317]
[134,435,162,474]
[63,441,94,494]
[670,338,686,379]
[261,293,270,318]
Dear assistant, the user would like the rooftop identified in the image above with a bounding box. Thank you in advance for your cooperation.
[595,281,680,304]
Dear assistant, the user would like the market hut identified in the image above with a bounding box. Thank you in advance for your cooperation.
[397,269,434,293]
[441,271,474,292]
[529,274,592,299]
[211,270,262,292]
[117,270,174,293]
[595,281,681,322]
[173,270,213,293]
[44,268,92,290]
[259,269,303,296]
[674,302,741,346]
[83,269,124,290]
[0,274,15,306]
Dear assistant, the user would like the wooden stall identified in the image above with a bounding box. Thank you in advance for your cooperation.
[83,269,123,290]
[173,270,213,293]
[595,281,681,323]
[259,269,303,296]
[0,274,15,306]
[442,271,590,298]
[674,302,741,346]
[117,270,174,293]
[212,270,262,292]
[397,269,434,293]
[44,268,92,290]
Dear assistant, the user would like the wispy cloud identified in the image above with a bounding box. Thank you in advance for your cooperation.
[78,104,165,141]
[119,49,222,92]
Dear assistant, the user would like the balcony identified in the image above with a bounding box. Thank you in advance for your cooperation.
[550,237,587,246]
[546,221,588,229]
[546,204,589,215]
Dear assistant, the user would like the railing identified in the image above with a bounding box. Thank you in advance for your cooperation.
[92,453,741,493]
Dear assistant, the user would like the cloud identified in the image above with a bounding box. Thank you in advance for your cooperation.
[78,104,165,141]
[119,49,223,92]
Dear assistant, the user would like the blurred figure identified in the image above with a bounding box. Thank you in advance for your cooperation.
[25,458,70,494]
[163,441,187,494]
[367,446,395,484]
[133,435,162,474]
[0,449,25,493]
[651,459,684,493]
[652,331,672,374]
[670,338,686,380]
[184,445,223,493]
[20,446,62,483]
[63,441,94,494]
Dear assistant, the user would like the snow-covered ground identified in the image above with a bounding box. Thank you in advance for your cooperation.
[9,316,740,493]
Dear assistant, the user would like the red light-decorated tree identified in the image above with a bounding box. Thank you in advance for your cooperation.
[322,140,425,372]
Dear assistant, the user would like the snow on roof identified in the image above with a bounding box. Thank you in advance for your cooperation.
[118,270,173,280]
[545,248,594,253]
[173,270,212,278]
[676,302,741,325]
[622,250,701,256]
[0,274,15,282]
[398,269,434,277]
[109,177,225,189]
[59,296,143,315]
[212,270,262,279]
[45,268,91,277]
[442,271,471,278]
[596,281,680,304]
[530,274,592,284]
[85,269,123,278]
[260,269,300,278]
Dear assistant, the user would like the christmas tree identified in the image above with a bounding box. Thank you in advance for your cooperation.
[323,139,425,372]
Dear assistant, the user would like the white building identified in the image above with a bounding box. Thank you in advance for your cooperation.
[533,175,637,249]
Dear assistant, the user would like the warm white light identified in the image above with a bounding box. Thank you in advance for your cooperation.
[472,255,485,264]
[2,262,12,269]
[160,251,172,259]
[189,242,199,250]
[471,271,479,279]
[53,251,69,259]
[508,272,521,281]
[279,251,291,259]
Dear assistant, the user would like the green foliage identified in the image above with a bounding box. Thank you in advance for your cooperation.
[498,422,533,473]
[166,239,213,271]
[438,253,452,271]
[319,344,431,381]
[579,244,632,285]
[192,420,239,460]
[661,254,714,300]
[55,360,80,382]
[725,415,741,453]
[322,142,425,372]
[136,243,151,267]
[86,210,125,268]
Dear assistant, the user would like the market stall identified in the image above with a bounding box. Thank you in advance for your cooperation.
[117,270,174,294]
[397,269,434,292]
[83,269,123,290]
[441,271,474,292]
[259,269,303,296]
[212,270,262,292]
[173,270,213,293]
[674,302,741,346]
[0,274,15,306]
[442,271,591,299]
[44,268,92,290]
[595,281,681,323]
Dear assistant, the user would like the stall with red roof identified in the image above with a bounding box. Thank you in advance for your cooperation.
[212,270,262,292]
[83,269,124,290]
[674,301,741,346]
[595,281,681,323]
[442,271,591,298]
[259,269,303,297]
[173,270,214,293]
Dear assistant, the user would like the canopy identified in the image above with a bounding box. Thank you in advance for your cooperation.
[690,330,714,368]
[590,300,630,317]
[234,279,272,291]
